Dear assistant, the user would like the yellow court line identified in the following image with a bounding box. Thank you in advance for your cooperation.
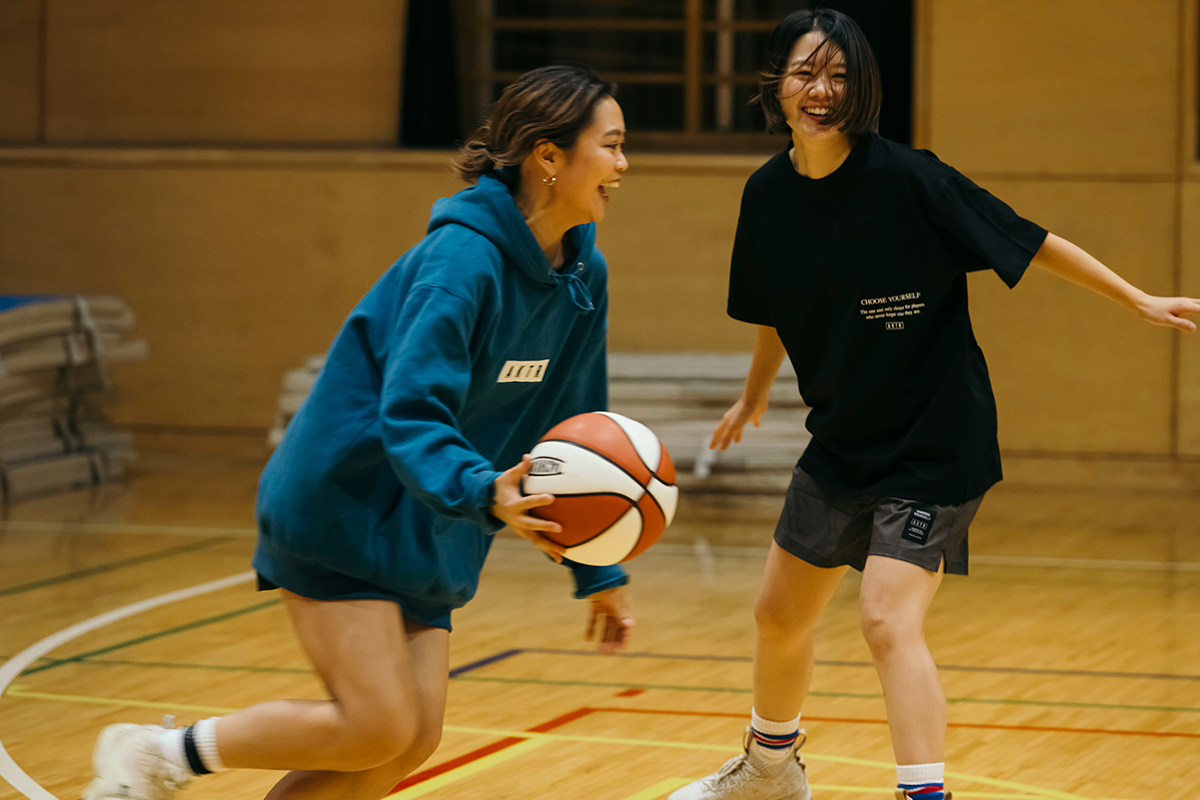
[6,690,1110,800]
[5,685,235,715]
[384,738,550,798]
[620,778,692,800]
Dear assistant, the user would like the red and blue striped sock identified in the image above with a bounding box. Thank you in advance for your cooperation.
[747,709,800,763]
[897,762,946,799]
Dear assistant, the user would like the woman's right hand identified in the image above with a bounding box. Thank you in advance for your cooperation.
[491,455,567,563]
[710,395,769,452]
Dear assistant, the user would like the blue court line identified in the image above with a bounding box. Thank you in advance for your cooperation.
[449,648,1200,683]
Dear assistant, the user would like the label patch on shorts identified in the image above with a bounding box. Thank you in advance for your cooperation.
[902,507,937,544]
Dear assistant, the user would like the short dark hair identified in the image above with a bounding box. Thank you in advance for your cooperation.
[456,65,618,184]
[755,8,881,138]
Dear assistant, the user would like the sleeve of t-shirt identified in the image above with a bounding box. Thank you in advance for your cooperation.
[917,153,1048,289]
[727,187,776,326]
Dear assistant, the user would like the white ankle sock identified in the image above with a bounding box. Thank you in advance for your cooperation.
[748,708,801,762]
[158,717,226,775]
[897,762,945,798]
[192,717,227,773]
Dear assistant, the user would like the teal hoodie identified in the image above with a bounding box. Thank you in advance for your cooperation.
[254,171,627,628]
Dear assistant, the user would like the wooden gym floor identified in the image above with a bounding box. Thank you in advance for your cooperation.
[2,441,1199,800]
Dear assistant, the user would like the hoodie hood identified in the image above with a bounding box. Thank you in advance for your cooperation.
[427,172,598,305]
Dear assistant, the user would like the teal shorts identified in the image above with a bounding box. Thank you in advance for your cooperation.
[255,548,455,630]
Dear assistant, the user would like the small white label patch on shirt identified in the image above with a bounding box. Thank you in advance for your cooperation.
[498,359,550,383]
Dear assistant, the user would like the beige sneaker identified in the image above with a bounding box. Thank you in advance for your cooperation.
[83,719,192,800]
[669,728,810,800]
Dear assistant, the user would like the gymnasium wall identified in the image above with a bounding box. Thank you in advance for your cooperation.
[0,0,1197,460]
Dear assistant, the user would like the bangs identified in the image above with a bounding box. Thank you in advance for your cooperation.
[754,9,882,138]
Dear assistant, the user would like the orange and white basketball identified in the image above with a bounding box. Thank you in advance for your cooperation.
[522,412,678,566]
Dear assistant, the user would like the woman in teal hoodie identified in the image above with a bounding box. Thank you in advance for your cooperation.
[85,65,632,800]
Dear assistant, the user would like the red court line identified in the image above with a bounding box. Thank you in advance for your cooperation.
[389,708,602,792]
[585,706,1200,740]
[390,699,1200,793]
[390,736,527,792]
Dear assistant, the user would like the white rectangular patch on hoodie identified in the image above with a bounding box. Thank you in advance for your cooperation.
[497,360,550,383]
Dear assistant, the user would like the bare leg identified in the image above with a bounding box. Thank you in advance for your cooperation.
[211,590,441,774]
[264,617,449,800]
[753,542,849,721]
[859,555,945,765]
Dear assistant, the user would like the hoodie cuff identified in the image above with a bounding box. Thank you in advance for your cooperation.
[564,560,629,599]
[468,468,506,534]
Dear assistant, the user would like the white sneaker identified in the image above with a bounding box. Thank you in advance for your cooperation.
[669,728,811,800]
[83,718,192,800]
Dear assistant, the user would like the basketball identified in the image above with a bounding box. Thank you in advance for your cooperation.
[522,411,679,566]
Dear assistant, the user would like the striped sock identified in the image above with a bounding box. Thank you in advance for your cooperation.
[897,762,945,799]
[747,708,800,763]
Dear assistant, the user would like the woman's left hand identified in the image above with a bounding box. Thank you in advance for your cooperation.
[586,585,634,655]
[1136,293,1200,332]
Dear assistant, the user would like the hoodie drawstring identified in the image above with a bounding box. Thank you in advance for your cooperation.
[555,271,595,314]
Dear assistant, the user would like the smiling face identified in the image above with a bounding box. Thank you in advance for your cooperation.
[550,95,628,225]
[778,30,848,144]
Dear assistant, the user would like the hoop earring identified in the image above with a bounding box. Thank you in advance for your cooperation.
[542,175,557,186]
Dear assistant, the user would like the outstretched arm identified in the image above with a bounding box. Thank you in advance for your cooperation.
[710,325,787,451]
[1031,233,1200,332]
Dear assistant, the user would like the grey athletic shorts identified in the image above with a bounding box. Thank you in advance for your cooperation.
[773,467,985,575]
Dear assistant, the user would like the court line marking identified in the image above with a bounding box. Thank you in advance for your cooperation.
[19,598,280,676]
[0,520,257,538]
[0,571,255,800]
[436,717,1098,800]
[384,738,550,798]
[619,778,692,800]
[0,688,1111,800]
[451,647,1200,683]
[5,518,1199,574]
[452,675,1200,716]
[0,538,235,598]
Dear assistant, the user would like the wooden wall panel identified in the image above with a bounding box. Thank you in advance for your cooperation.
[0,162,460,428]
[1179,183,1200,455]
[0,155,1187,457]
[44,0,405,144]
[0,0,42,142]
[602,170,758,354]
[967,179,1177,454]
[927,0,1180,175]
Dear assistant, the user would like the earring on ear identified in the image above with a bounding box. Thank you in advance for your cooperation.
[542,175,557,186]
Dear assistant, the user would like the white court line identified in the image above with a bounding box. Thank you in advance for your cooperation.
[0,520,257,538]
[3,519,1198,573]
[0,571,255,800]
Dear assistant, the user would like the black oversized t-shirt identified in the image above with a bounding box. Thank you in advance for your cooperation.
[729,135,1047,505]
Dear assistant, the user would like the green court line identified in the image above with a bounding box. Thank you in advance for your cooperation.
[0,537,235,598]
[82,658,311,675]
[25,655,1200,716]
[20,598,281,676]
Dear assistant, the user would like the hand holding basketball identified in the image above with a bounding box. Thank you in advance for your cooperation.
[586,585,634,654]
[492,456,567,563]
[710,395,769,451]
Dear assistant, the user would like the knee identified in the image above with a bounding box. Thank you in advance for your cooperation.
[859,601,919,659]
[336,714,421,772]
[754,593,811,641]
[408,723,442,766]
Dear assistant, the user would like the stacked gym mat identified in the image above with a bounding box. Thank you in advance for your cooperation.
[0,295,147,505]
[268,352,808,492]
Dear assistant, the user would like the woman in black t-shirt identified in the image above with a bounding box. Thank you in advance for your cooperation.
[669,10,1200,800]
